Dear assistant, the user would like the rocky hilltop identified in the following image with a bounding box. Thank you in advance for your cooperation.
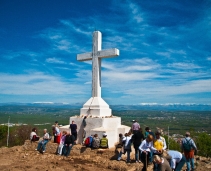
[0,140,210,171]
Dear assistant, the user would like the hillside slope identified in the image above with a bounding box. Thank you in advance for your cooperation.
[0,140,210,171]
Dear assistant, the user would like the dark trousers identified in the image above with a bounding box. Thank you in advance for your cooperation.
[141,152,150,171]
[62,145,73,156]
[72,132,77,141]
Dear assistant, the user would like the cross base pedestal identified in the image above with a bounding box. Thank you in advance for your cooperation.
[59,116,131,148]
[80,97,112,117]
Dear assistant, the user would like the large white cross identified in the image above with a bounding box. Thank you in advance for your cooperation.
[77,31,119,97]
[77,31,119,116]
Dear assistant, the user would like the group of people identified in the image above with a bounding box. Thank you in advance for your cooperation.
[116,120,197,171]
[30,120,77,157]
[30,119,197,171]
[84,133,109,149]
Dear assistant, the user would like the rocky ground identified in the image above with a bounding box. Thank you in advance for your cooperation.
[0,140,211,171]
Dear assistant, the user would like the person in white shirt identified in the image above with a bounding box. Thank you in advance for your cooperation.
[30,128,39,141]
[36,129,50,153]
[164,150,186,171]
[117,133,132,163]
[139,134,155,171]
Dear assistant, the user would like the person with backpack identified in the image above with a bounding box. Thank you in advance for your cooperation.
[117,133,132,163]
[84,135,93,148]
[100,133,109,149]
[35,129,50,153]
[181,132,197,171]
[63,131,75,157]
[92,134,100,149]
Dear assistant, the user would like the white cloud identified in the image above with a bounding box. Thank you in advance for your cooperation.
[167,62,201,69]
[0,72,88,95]
[129,2,144,23]
[207,57,211,61]
[46,57,66,64]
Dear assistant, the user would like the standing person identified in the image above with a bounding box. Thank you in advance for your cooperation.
[117,133,132,163]
[92,134,100,149]
[70,121,77,144]
[165,150,186,171]
[63,131,75,157]
[54,121,61,144]
[30,128,40,142]
[181,132,197,171]
[132,120,140,134]
[144,127,155,139]
[57,131,67,155]
[139,134,156,171]
[35,129,50,153]
[100,133,109,148]
[153,155,172,171]
[132,128,144,162]
[144,127,155,163]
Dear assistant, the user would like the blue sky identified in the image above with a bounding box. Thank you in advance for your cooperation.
[0,0,211,105]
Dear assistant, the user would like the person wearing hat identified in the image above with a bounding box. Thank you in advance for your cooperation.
[139,134,156,171]
[100,133,109,148]
[181,132,197,171]
[131,120,140,134]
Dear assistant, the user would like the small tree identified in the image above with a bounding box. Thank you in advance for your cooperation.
[9,125,33,147]
[0,125,7,147]
[196,133,211,157]
[163,135,181,151]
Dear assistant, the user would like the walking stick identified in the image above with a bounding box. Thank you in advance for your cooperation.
[145,152,147,171]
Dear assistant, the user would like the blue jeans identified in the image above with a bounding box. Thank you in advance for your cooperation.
[118,149,131,162]
[62,144,73,156]
[186,158,194,171]
[37,140,49,151]
[175,155,186,171]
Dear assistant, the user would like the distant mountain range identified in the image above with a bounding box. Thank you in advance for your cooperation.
[0,102,210,111]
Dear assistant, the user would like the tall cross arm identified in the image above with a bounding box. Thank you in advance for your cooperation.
[98,48,119,59]
[77,52,92,61]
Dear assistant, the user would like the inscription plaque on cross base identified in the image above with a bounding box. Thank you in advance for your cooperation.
[77,31,119,117]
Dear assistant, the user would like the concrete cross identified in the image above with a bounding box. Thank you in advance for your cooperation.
[77,31,119,98]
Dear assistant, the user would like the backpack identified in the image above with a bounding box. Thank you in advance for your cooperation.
[48,132,52,140]
[84,136,93,147]
[183,138,192,151]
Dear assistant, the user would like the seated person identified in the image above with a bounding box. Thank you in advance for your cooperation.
[30,128,40,142]
[100,133,109,149]
[62,131,75,157]
[92,134,100,149]
[84,135,93,147]
[36,129,50,153]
